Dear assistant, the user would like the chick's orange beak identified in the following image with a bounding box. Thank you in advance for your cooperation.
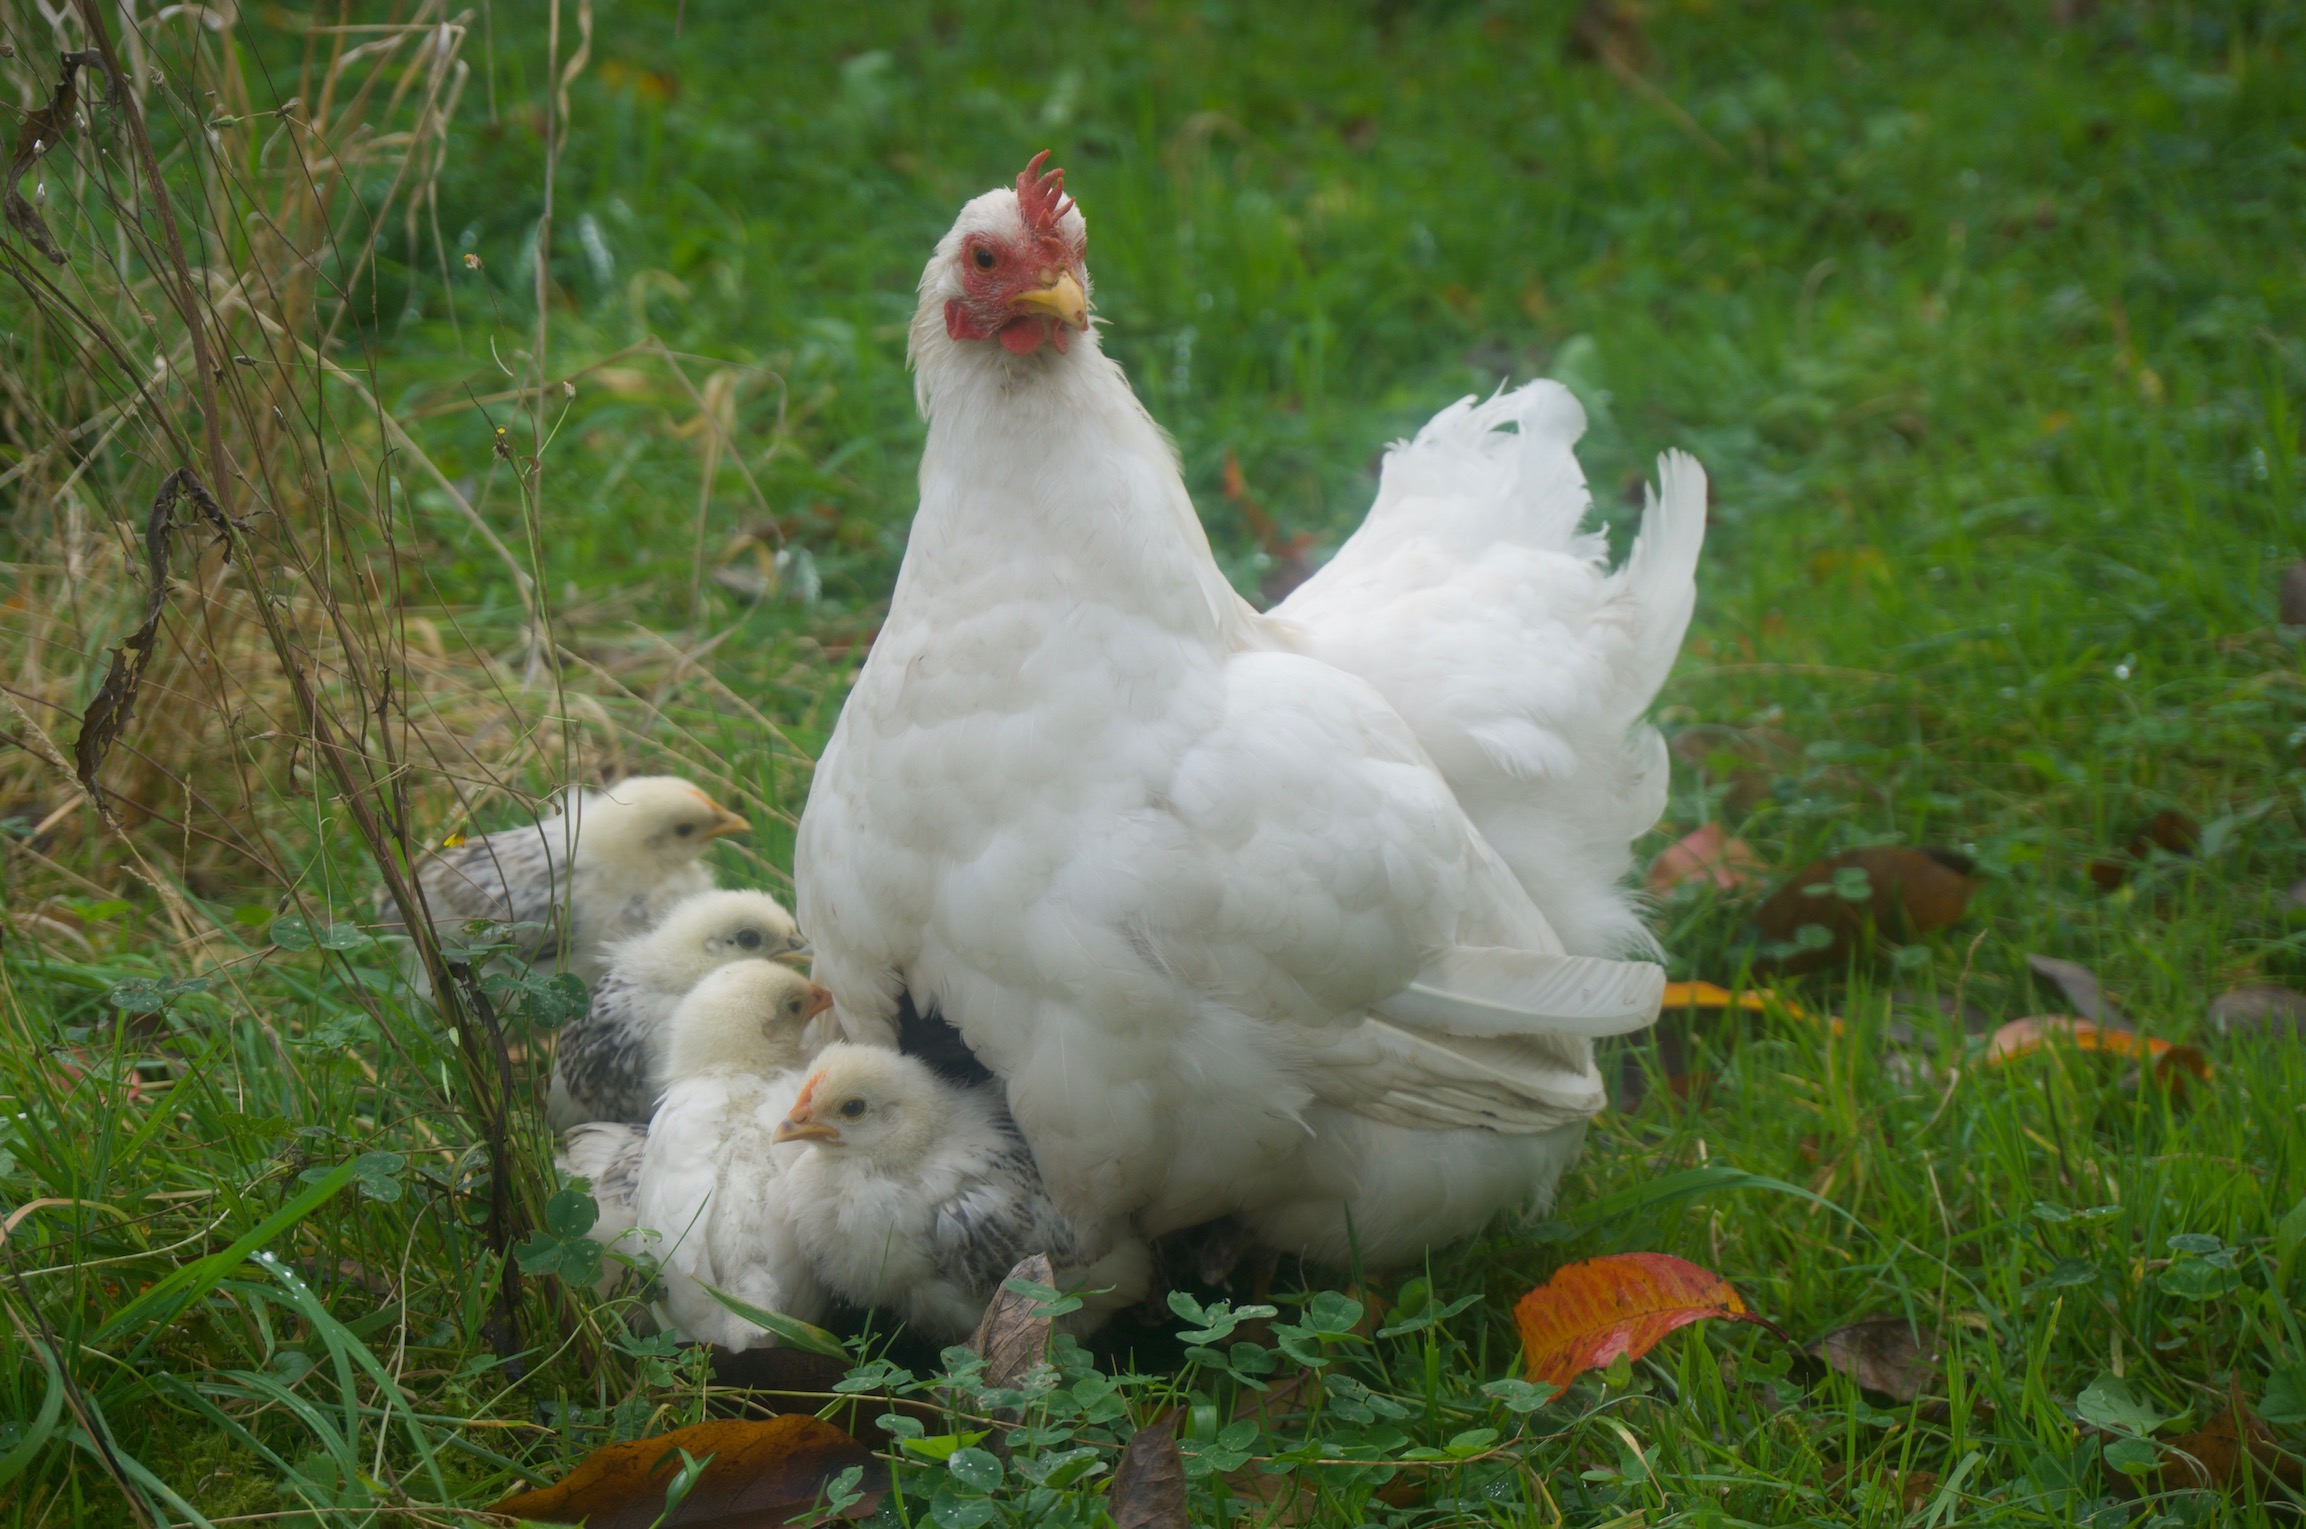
[772,1110,839,1145]
[1012,270,1087,330]
[702,805,750,841]
[802,983,835,1022]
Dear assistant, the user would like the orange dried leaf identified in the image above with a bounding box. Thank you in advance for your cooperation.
[1985,1016,2211,1082]
[1660,981,1841,1034]
[1513,1252,1762,1388]
[489,1414,884,1529]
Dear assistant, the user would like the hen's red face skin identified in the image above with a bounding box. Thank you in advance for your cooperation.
[945,227,1088,356]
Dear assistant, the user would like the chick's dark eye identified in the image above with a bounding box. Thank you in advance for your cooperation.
[840,1098,867,1119]
[971,245,996,271]
[675,823,695,837]
[735,929,762,950]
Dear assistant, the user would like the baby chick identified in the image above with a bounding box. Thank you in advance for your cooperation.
[385,776,749,983]
[772,1044,1151,1343]
[547,889,805,1130]
[630,960,835,1350]
[555,1119,647,1296]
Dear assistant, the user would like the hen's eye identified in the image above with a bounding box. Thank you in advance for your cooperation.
[735,929,763,950]
[972,245,996,271]
[840,1098,867,1119]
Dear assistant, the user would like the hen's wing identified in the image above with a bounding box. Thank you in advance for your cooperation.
[1272,383,1705,957]
[1146,649,1661,1133]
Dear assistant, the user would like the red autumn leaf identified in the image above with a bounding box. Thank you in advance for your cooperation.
[1985,1016,2211,1083]
[1513,1252,1765,1388]
[490,1414,885,1529]
[1647,822,1763,894]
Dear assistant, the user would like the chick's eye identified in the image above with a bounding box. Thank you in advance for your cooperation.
[735,929,762,950]
[839,1098,867,1119]
[675,823,695,837]
[971,245,996,271]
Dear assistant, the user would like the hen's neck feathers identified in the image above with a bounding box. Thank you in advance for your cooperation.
[907,324,1251,645]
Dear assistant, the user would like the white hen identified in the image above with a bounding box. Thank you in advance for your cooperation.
[795,154,1704,1266]
[626,960,834,1350]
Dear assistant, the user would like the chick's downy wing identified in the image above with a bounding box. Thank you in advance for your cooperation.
[382,821,569,945]
[1142,648,1663,1133]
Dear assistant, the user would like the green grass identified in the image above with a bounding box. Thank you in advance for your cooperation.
[4,0,2305,1523]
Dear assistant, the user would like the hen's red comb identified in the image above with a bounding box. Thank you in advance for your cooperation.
[1016,150,1075,235]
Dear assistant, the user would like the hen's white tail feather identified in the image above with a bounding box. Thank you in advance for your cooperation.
[1615,450,1708,710]
[1273,381,1707,960]
[1376,949,1664,1038]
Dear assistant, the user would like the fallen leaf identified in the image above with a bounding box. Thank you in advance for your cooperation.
[490,1414,884,1528]
[1754,846,1974,973]
[1660,980,1831,1027]
[1220,1466,1314,1524]
[1647,823,1763,894]
[1985,1016,2211,1084]
[2281,562,2306,628]
[2206,985,2306,1040]
[969,1252,1055,1388]
[1823,1462,1939,1514]
[2026,953,2124,1027]
[1513,1252,1767,1389]
[2156,1388,2303,1494]
[1566,0,1652,72]
[1109,1419,1188,1529]
[2089,809,2201,891]
[1808,1319,1938,1403]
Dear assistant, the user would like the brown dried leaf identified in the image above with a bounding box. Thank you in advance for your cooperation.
[2090,809,2201,891]
[1647,822,1763,895]
[489,1414,884,1529]
[6,48,114,265]
[2155,1388,2302,1494]
[2206,984,2306,1040]
[969,1252,1055,1388]
[73,474,182,819]
[1807,1319,1938,1403]
[1109,1419,1189,1529]
[1823,1461,1940,1514]
[1754,846,1974,972]
[2281,562,2306,628]
[1567,0,1652,72]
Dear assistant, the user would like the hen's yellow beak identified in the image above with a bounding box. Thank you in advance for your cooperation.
[1013,271,1087,330]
